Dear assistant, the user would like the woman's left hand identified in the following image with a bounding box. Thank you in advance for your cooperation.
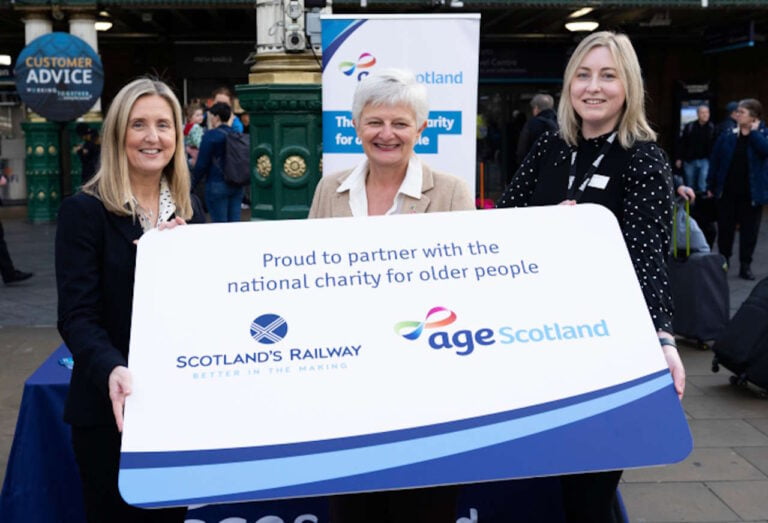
[662,343,686,400]
[676,185,696,202]
[133,217,188,245]
[558,199,577,206]
[158,216,187,230]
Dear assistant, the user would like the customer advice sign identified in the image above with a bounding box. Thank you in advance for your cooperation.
[119,204,692,507]
[14,33,103,122]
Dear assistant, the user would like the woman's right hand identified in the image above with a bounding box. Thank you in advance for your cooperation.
[108,366,133,432]
[558,199,577,206]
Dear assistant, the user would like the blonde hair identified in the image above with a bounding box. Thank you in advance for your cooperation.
[82,78,193,219]
[558,31,656,149]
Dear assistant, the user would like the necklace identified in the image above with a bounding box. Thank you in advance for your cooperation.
[135,197,159,231]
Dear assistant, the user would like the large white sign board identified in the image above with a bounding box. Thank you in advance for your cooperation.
[119,205,691,507]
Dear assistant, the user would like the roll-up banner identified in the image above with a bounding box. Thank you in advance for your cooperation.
[321,14,480,194]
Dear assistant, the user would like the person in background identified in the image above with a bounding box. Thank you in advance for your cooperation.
[192,102,242,222]
[56,77,204,522]
[239,111,250,134]
[210,87,244,133]
[233,100,251,209]
[0,173,33,285]
[184,101,205,168]
[715,101,739,138]
[74,122,101,185]
[309,68,473,522]
[515,93,558,165]
[676,105,715,193]
[708,98,768,280]
[497,31,684,522]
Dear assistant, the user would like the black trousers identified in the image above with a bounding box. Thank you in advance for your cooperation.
[560,470,623,523]
[717,196,763,266]
[0,218,17,282]
[329,485,458,523]
[71,425,187,523]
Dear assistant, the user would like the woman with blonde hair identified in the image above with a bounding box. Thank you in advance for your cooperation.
[498,31,684,521]
[56,77,204,522]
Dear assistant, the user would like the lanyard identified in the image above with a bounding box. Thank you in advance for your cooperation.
[567,131,618,201]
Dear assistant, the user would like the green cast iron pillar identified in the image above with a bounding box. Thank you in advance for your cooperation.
[21,121,61,223]
[237,53,322,220]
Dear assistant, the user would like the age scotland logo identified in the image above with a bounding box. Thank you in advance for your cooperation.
[395,307,612,356]
[339,52,376,80]
[250,313,288,344]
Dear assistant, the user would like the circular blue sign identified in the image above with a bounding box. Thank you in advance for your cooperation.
[14,32,104,122]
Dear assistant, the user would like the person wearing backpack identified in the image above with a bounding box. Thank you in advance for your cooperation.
[192,102,243,222]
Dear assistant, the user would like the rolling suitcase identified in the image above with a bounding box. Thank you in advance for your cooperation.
[668,199,730,346]
[711,276,768,397]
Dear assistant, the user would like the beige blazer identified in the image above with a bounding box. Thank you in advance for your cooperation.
[308,161,474,218]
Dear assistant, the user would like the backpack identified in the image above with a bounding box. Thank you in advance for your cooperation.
[214,127,251,187]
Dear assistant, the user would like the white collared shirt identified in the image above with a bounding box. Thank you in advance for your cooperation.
[338,157,423,217]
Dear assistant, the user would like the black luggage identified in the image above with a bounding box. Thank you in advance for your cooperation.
[712,277,768,396]
[668,199,730,345]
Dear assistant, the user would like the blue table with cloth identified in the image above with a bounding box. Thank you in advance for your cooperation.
[1,345,611,522]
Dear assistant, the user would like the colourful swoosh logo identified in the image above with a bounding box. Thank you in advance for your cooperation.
[394,306,457,340]
[339,52,377,76]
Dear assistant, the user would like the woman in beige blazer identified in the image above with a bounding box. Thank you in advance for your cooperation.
[309,68,473,219]
[309,68,472,522]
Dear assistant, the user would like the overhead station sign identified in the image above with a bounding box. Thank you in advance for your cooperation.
[14,32,103,122]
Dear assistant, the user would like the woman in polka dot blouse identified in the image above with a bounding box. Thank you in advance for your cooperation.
[497,31,685,522]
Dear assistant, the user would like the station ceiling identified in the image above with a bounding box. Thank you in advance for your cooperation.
[0,2,767,47]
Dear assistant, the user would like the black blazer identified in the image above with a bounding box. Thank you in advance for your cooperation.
[56,191,205,426]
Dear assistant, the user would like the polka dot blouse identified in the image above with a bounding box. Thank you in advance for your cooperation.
[134,177,177,233]
[498,130,675,332]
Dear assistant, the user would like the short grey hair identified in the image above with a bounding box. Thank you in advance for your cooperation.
[531,93,554,112]
[352,68,429,128]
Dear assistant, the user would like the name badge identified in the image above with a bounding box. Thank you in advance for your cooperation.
[589,174,610,190]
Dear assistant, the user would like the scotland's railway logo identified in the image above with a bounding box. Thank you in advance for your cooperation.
[250,313,288,344]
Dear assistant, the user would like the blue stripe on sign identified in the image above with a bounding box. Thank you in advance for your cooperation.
[119,374,672,505]
[321,19,367,71]
[121,369,670,468]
